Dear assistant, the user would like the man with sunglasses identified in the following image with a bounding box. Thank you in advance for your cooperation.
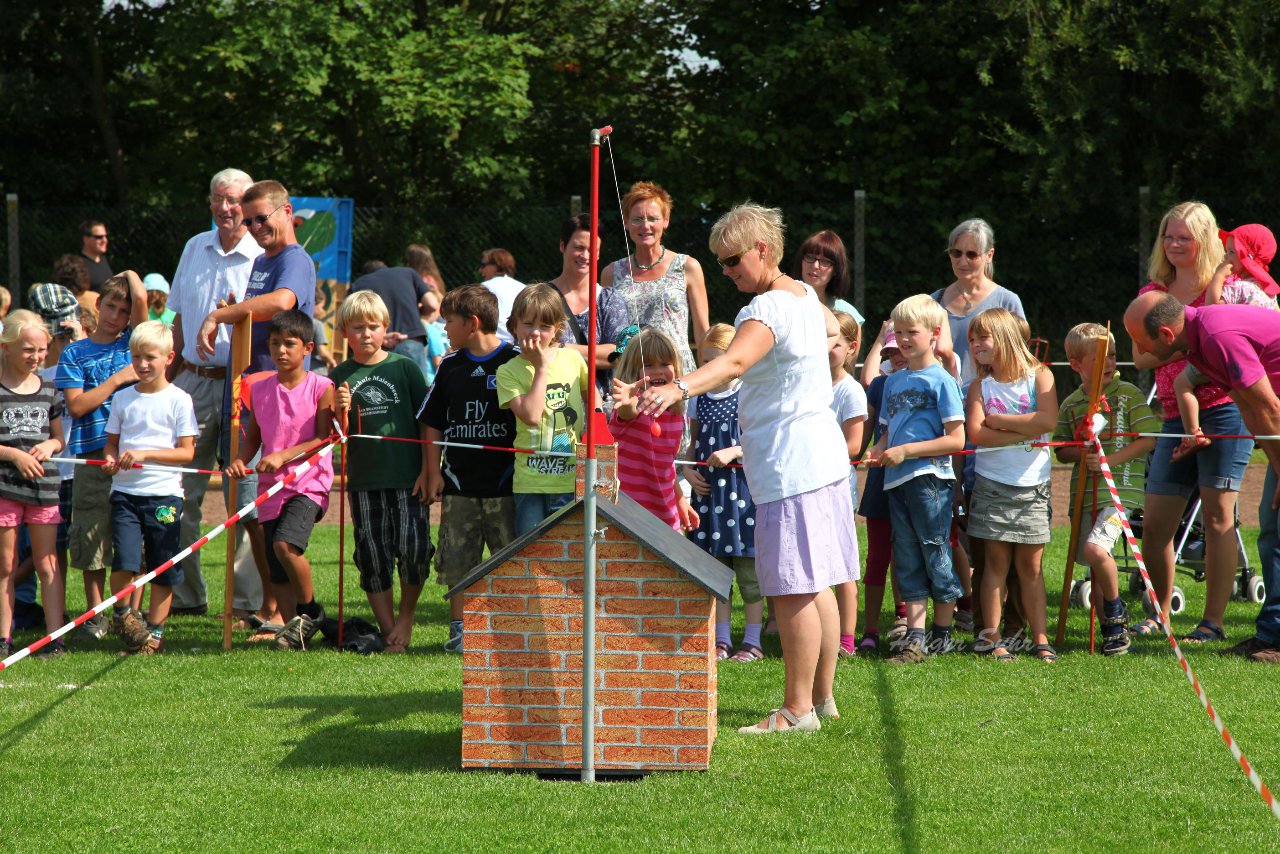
[78,220,113,291]
[165,168,266,619]
[194,180,315,631]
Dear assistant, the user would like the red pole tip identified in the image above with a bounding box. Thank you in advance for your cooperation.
[598,125,613,136]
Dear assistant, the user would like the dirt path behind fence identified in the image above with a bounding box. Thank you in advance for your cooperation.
[198,462,1268,530]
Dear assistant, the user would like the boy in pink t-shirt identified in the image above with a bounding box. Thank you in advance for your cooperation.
[226,310,334,650]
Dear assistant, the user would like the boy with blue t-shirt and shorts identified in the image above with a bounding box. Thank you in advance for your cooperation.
[868,295,966,664]
[103,321,199,654]
[55,271,149,640]
[421,285,518,652]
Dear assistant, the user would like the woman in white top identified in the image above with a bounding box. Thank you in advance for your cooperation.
[601,181,709,373]
[621,203,857,735]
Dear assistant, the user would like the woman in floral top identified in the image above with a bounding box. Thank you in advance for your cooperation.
[601,181,709,373]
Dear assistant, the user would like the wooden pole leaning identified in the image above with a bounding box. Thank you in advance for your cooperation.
[1054,329,1112,647]
[222,314,253,650]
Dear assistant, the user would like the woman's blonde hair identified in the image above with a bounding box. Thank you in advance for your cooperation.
[969,307,1040,381]
[337,290,391,333]
[614,327,685,415]
[1147,201,1224,288]
[699,323,735,357]
[709,203,785,266]
[0,309,52,369]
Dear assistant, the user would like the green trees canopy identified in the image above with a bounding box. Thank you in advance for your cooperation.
[2,0,1278,342]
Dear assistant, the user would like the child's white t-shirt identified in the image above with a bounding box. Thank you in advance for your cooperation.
[105,384,199,497]
[830,374,868,429]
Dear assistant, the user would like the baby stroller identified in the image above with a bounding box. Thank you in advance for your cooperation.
[1069,498,1264,615]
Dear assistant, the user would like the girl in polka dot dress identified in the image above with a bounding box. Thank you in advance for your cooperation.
[683,325,763,662]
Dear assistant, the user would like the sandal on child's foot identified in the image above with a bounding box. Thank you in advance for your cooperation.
[728,644,764,663]
[1129,617,1162,637]
[1032,643,1058,662]
[715,641,733,660]
[1182,619,1226,644]
[857,633,879,654]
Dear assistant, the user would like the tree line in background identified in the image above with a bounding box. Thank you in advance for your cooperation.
[3,0,1278,348]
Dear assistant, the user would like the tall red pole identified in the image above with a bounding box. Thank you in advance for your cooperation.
[586,125,611,456]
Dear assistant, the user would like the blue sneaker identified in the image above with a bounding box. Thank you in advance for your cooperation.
[443,621,463,653]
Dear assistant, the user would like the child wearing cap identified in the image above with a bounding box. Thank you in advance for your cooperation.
[1170,223,1279,462]
[143,274,175,326]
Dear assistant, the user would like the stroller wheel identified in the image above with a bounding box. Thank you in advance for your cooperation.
[1142,586,1186,616]
[1071,579,1092,609]
[1248,574,1267,604]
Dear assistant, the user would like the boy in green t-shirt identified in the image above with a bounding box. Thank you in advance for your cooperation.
[1052,322,1159,655]
[332,291,433,653]
[496,284,590,536]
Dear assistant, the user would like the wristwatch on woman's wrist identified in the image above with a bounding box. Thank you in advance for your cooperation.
[674,378,689,401]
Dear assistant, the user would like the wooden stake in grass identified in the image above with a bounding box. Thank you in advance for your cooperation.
[1054,328,1111,647]
[222,313,252,651]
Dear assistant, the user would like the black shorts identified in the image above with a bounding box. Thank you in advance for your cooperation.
[263,495,322,585]
[110,492,184,587]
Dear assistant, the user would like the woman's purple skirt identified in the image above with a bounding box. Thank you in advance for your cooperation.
[755,478,859,596]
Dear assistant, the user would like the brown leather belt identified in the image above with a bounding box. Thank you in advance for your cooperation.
[182,362,227,379]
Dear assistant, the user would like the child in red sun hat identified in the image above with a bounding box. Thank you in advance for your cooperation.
[1172,223,1279,462]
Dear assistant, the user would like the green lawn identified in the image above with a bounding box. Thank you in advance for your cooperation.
[2,525,1279,851]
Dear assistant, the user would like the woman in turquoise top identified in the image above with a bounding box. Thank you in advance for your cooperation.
[792,230,865,325]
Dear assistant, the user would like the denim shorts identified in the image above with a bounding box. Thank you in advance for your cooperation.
[1146,405,1252,498]
[514,492,575,537]
[887,474,962,604]
[110,492,184,586]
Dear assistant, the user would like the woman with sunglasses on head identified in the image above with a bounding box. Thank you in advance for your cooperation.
[930,218,1025,388]
[619,203,856,734]
[601,181,708,373]
[792,230,864,325]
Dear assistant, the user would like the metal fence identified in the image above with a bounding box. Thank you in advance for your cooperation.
[2,190,1154,365]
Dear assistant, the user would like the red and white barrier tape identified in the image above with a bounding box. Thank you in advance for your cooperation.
[0,435,341,672]
[48,456,223,476]
[1087,413,1280,821]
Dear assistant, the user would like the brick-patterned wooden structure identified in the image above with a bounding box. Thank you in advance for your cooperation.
[447,492,733,774]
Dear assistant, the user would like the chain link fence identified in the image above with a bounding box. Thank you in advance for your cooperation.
[2,192,1153,376]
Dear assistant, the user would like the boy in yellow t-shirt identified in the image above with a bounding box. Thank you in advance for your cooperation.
[496,284,590,536]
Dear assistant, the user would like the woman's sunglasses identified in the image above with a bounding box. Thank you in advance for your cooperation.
[718,245,757,267]
[946,248,984,260]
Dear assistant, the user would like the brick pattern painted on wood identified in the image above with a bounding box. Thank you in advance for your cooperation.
[460,518,717,772]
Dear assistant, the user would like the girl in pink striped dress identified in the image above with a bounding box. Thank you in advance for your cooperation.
[609,328,698,531]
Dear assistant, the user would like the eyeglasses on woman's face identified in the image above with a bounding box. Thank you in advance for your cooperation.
[802,254,833,270]
[946,248,983,260]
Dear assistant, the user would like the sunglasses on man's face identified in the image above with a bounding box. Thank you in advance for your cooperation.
[242,203,285,231]
[718,245,757,268]
[946,248,983,260]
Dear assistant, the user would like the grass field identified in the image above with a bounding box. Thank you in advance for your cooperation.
[2,524,1279,851]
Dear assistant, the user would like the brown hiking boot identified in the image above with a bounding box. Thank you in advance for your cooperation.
[1224,636,1274,657]
[117,610,151,651]
[1248,645,1280,664]
[885,638,927,664]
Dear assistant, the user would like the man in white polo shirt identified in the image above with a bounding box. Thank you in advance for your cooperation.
[166,168,270,622]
